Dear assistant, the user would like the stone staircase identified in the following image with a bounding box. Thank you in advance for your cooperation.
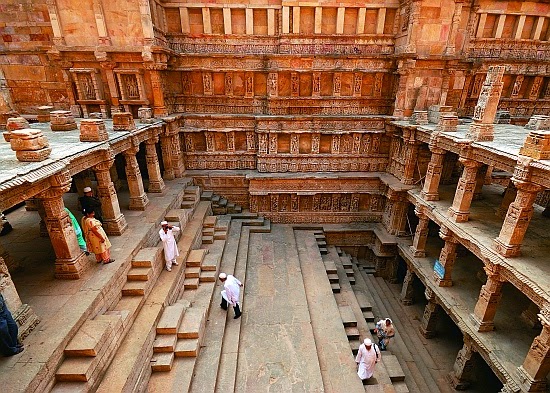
[200,190,243,215]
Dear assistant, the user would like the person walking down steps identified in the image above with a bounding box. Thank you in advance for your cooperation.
[375,318,395,351]
[355,338,381,384]
[159,221,180,272]
[218,273,243,319]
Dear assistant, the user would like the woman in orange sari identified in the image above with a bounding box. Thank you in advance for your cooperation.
[81,207,114,264]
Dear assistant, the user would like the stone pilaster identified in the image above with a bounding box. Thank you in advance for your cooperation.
[402,140,420,185]
[470,265,505,332]
[145,137,165,193]
[472,164,488,201]
[160,123,185,179]
[434,226,458,287]
[410,207,429,257]
[382,189,408,236]
[400,269,415,305]
[37,172,87,279]
[494,180,542,258]
[421,133,445,201]
[123,147,149,211]
[420,287,440,338]
[448,336,476,390]
[448,158,481,222]
[517,307,550,392]
[496,181,517,218]
[93,160,127,236]
[148,67,168,117]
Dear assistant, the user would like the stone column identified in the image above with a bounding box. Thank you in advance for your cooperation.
[38,172,87,279]
[517,307,550,392]
[404,0,420,54]
[448,336,477,390]
[410,207,429,257]
[420,287,440,338]
[494,179,542,257]
[382,189,409,236]
[496,181,517,218]
[444,0,464,56]
[421,133,445,201]
[93,160,128,236]
[123,147,149,211]
[470,265,505,332]
[148,68,168,117]
[448,158,481,222]
[434,226,458,287]
[400,269,415,305]
[472,164,488,201]
[402,141,420,185]
[160,123,185,179]
[144,137,165,193]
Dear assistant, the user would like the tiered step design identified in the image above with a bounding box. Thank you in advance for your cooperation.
[122,247,163,297]
[200,190,243,214]
[181,185,201,209]
[184,249,208,290]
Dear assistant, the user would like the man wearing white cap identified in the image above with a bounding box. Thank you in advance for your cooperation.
[79,186,103,223]
[355,338,381,383]
[218,273,243,319]
[159,221,180,271]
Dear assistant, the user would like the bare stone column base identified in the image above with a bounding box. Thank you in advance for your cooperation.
[448,206,469,222]
[13,303,40,341]
[420,191,439,201]
[446,371,470,390]
[469,313,495,332]
[493,238,521,258]
[517,365,547,392]
[103,214,128,236]
[129,194,150,211]
[466,123,495,142]
[410,246,425,257]
[54,252,88,279]
[148,180,166,193]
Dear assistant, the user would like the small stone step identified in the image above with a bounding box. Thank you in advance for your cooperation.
[201,190,213,200]
[64,319,113,357]
[328,273,339,284]
[156,303,186,335]
[232,205,242,213]
[56,357,96,382]
[382,354,406,382]
[349,276,356,285]
[218,198,227,207]
[201,252,220,271]
[174,339,199,357]
[349,339,360,356]
[199,270,217,282]
[127,267,151,281]
[244,217,264,226]
[345,326,360,340]
[345,268,354,277]
[151,352,174,372]
[203,215,217,228]
[182,195,196,202]
[213,231,227,240]
[314,233,325,240]
[331,283,341,293]
[186,266,200,278]
[131,247,161,268]
[202,227,215,236]
[335,246,343,256]
[214,218,230,231]
[181,201,195,209]
[363,311,375,322]
[227,202,235,209]
[184,185,200,195]
[202,235,214,244]
[184,277,199,290]
[339,305,357,327]
[153,334,177,353]
[186,249,207,267]
[212,206,226,215]
[324,260,337,275]
[229,211,257,219]
[177,307,206,339]
[316,240,327,247]
[363,266,376,274]
[164,209,188,227]
[354,291,373,312]
[252,219,271,233]
[211,194,220,202]
[121,281,147,296]
[319,247,328,255]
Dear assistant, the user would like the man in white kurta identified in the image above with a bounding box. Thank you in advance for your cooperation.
[159,221,180,271]
[355,338,381,382]
[219,273,243,319]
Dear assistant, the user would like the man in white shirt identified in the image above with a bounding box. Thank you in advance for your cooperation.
[355,338,381,383]
[159,221,180,272]
[219,273,243,319]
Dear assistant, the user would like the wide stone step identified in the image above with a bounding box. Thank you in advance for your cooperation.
[363,310,375,322]
[56,357,99,382]
[213,230,227,240]
[200,190,213,200]
[121,281,147,296]
[328,273,339,284]
[324,260,337,274]
[153,334,177,353]
[345,325,360,340]
[202,227,215,236]
[202,235,214,244]
[354,291,373,312]
[243,217,264,226]
[199,270,217,282]
[339,305,358,327]
[229,211,257,219]
[186,249,208,267]
[177,307,206,339]
[174,339,199,357]
[186,266,200,278]
[156,303,186,335]
[201,251,221,272]
[64,315,120,357]
[131,247,162,268]
[127,267,151,281]
[331,283,341,293]
[382,355,406,382]
[151,352,174,372]
[184,277,199,290]
[203,215,217,228]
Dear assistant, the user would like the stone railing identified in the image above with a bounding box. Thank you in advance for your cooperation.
[466,38,550,61]
[167,35,394,56]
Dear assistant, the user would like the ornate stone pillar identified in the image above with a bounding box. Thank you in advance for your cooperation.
[496,181,517,218]
[410,207,429,257]
[404,0,421,54]
[444,1,464,56]
[420,287,440,338]
[400,269,415,305]
[147,67,168,117]
[123,147,149,211]
[93,160,127,235]
[448,158,481,222]
[382,189,409,236]
[38,172,87,279]
[494,179,542,258]
[434,226,458,287]
[160,123,185,179]
[402,139,420,185]
[421,133,446,201]
[448,336,477,390]
[517,307,550,392]
[145,137,165,193]
[472,164,488,201]
[470,265,505,332]
[0,256,40,341]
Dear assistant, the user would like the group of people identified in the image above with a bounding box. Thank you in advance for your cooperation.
[355,317,395,384]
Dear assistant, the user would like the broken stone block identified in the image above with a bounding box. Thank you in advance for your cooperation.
[15,148,52,162]
[9,129,49,151]
[428,105,453,124]
[524,115,550,131]
[436,114,458,132]
[138,107,153,124]
[495,111,511,124]
[37,106,54,122]
[4,117,30,142]
[410,110,428,125]
[50,110,77,131]
[89,112,103,119]
[112,112,136,131]
[519,130,550,160]
[80,119,108,142]
[466,123,494,142]
[0,111,19,130]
